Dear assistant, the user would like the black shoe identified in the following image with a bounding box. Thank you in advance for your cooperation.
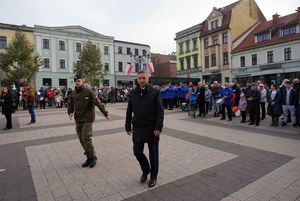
[220,117,225,120]
[213,113,217,117]
[82,158,91,168]
[148,178,157,188]
[140,171,149,183]
[240,120,246,123]
[89,156,97,168]
[228,118,232,121]
[197,114,201,117]
[248,122,254,125]
[255,123,259,126]
[281,122,287,127]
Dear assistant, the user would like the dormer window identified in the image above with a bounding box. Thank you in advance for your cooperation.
[282,24,297,36]
[210,19,219,30]
[256,32,270,42]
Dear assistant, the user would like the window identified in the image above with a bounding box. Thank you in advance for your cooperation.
[76,42,81,52]
[180,58,184,71]
[211,54,216,66]
[284,48,291,61]
[43,58,50,68]
[0,36,7,49]
[204,38,209,49]
[118,62,123,72]
[43,78,52,86]
[185,41,190,52]
[223,32,228,44]
[59,79,67,87]
[213,35,219,45]
[223,52,228,65]
[267,51,274,63]
[135,48,139,56]
[59,59,66,69]
[43,39,49,49]
[257,32,270,42]
[104,63,109,71]
[193,55,198,68]
[59,40,65,51]
[142,49,147,56]
[127,47,131,55]
[211,19,219,30]
[282,25,296,36]
[104,46,109,55]
[135,63,139,72]
[205,56,209,68]
[118,46,122,54]
[193,39,197,50]
[179,43,184,53]
[252,54,257,66]
[186,56,191,69]
[240,56,245,67]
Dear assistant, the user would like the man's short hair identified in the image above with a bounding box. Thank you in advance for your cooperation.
[137,71,147,75]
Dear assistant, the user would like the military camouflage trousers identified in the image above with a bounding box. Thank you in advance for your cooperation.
[75,121,95,158]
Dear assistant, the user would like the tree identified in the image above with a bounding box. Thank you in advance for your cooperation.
[73,41,105,86]
[0,31,43,86]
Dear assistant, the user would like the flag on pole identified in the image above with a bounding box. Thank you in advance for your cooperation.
[126,63,134,75]
[146,62,154,74]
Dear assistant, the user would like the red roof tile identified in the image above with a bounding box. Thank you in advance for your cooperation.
[233,12,300,53]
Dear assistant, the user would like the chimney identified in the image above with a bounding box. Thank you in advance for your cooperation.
[297,7,300,17]
[272,13,280,24]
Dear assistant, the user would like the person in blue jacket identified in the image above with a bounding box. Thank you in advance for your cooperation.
[165,83,174,110]
[220,82,233,121]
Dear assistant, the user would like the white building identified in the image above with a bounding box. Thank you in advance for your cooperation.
[114,40,151,87]
[231,9,300,85]
[34,25,114,89]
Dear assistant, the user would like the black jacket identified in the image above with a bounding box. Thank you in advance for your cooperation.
[196,86,205,102]
[280,87,298,106]
[1,92,14,115]
[125,85,164,143]
[211,86,221,99]
[246,89,261,106]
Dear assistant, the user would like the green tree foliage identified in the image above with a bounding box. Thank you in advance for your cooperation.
[0,31,42,85]
[73,41,105,86]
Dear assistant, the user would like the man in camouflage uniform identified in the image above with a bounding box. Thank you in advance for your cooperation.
[68,75,111,168]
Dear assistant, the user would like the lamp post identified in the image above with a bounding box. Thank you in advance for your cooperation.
[130,53,150,72]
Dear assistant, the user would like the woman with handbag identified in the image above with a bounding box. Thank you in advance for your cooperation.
[1,86,14,130]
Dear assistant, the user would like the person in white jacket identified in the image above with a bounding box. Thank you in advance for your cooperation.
[259,84,267,120]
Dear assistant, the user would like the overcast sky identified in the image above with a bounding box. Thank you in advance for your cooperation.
[1,0,299,54]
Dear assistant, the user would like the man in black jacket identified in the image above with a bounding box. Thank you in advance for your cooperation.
[196,82,205,117]
[246,83,261,126]
[125,71,164,188]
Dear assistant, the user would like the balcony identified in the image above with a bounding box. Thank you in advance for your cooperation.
[210,66,220,72]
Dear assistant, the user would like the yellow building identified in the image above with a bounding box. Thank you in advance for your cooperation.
[0,23,34,82]
[175,23,202,79]
[200,0,265,83]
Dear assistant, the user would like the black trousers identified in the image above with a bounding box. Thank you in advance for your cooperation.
[222,104,232,119]
[133,141,159,179]
[248,104,260,124]
[260,102,266,119]
[167,99,173,110]
[4,113,12,129]
[198,101,205,116]
[241,111,247,121]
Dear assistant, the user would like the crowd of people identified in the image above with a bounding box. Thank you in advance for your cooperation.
[1,78,299,130]
[158,78,300,128]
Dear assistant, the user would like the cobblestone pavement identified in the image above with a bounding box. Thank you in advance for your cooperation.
[0,104,300,201]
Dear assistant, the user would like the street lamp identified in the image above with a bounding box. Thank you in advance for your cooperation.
[130,52,150,72]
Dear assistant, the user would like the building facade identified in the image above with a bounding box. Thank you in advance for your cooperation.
[232,8,300,85]
[151,53,177,78]
[0,23,34,83]
[175,23,202,79]
[200,0,265,84]
[114,40,150,87]
[34,25,114,89]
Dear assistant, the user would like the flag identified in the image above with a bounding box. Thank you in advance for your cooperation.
[146,62,154,74]
[126,63,134,75]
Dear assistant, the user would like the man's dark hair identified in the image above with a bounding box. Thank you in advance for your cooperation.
[137,71,147,75]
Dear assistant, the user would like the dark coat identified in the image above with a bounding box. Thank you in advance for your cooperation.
[279,87,298,106]
[267,90,281,116]
[196,86,205,103]
[246,89,261,106]
[1,92,14,115]
[125,84,164,143]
